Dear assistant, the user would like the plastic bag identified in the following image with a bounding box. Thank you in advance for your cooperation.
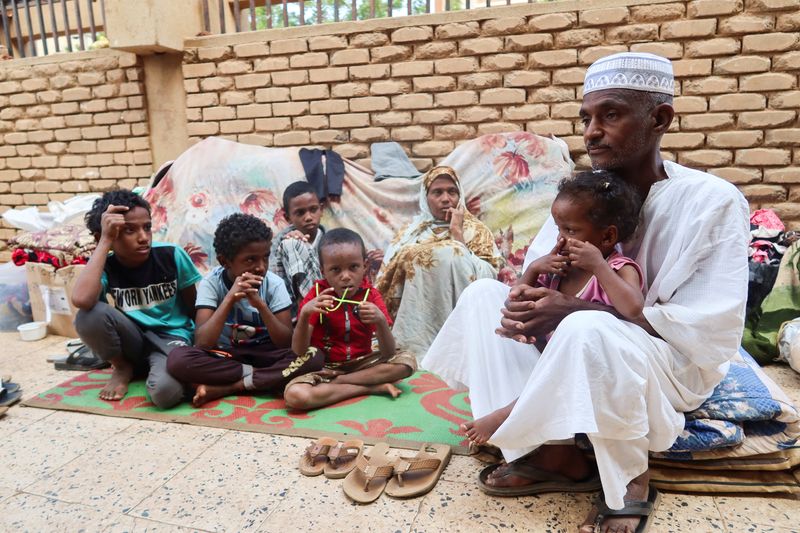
[1,194,100,232]
[0,262,32,331]
[778,318,800,374]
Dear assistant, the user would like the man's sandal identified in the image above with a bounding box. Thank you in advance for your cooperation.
[342,442,394,504]
[323,439,364,479]
[590,487,660,533]
[478,461,602,497]
[299,437,338,476]
[0,377,21,408]
[385,443,451,499]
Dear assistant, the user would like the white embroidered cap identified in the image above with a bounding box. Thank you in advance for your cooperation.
[583,52,674,96]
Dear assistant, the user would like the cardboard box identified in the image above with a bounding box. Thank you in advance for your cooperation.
[25,263,85,338]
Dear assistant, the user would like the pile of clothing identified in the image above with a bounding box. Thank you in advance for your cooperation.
[747,209,799,316]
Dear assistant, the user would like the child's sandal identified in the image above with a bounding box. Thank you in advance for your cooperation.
[324,439,364,479]
[342,442,393,503]
[298,437,338,476]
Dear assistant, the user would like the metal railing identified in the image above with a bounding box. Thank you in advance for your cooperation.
[0,0,106,58]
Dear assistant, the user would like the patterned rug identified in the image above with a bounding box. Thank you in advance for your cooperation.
[23,370,473,454]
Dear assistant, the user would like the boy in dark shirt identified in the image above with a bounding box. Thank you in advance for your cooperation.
[71,190,201,408]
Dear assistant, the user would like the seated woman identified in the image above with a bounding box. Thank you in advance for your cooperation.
[376,166,503,359]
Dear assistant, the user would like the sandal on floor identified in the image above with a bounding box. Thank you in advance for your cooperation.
[478,461,602,497]
[324,439,364,479]
[342,442,394,504]
[469,442,504,464]
[385,443,451,499]
[0,384,21,408]
[590,487,660,533]
[0,377,19,395]
[299,437,338,476]
[53,344,110,371]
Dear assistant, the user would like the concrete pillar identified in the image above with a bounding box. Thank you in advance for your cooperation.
[142,54,190,169]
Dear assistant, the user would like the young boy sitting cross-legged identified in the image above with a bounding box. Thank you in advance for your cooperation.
[167,214,324,407]
[71,190,202,409]
[283,228,416,411]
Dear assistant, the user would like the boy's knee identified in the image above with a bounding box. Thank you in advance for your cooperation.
[165,346,195,379]
[147,374,184,409]
[283,384,311,410]
[74,304,108,337]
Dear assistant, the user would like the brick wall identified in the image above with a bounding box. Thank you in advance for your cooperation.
[183,0,800,221]
[0,49,153,259]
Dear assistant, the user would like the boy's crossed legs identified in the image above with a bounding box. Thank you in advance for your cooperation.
[283,350,416,410]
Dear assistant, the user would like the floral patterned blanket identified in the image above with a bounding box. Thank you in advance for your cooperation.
[143,133,572,282]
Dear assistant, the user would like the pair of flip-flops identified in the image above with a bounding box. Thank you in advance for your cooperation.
[51,341,109,371]
[342,442,451,504]
[299,437,366,479]
[0,375,22,412]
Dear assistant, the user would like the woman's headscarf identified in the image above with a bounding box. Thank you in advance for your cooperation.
[380,166,503,271]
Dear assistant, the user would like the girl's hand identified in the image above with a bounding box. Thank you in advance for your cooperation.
[99,205,129,243]
[446,206,465,243]
[302,287,336,317]
[531,238,569,275]
[565,239,606,273]
[357,301,385,325]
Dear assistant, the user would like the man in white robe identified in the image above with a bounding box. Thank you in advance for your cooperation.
[422,52,750,532]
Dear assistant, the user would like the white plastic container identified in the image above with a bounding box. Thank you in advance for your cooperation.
[17,321,47,341]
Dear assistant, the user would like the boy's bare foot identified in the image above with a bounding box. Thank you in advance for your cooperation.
[99,360,133,401]
[579,471,650,533]
[461,402,515,445]
[192,381,245,407]
[369,382,402,398]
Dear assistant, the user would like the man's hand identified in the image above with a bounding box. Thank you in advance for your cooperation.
[283,229,309,242]
[99,205,129,243]
[565,239,606,274]
[445,205,465,243]
[226,272,262,304]
[495,285,579,344]
[357,301,386,325]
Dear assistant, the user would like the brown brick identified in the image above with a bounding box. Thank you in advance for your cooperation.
[290,84,329,101]
[630,42,684,59]
[738,110,796,127]
[673,59,713,77]
[391,126,432,142]
[391,26,433,43]
[740,73,796,92]
[478,123,523,135]
[273,102,309,116]
[504,34,553,53]
[606,24,659,43]
[349,32,389,48]
[187,93,218,108]
[765,128,800,146]
[523,120,571,136]
[579,7,629,26]
[293,115,329,130]
[203,106,236,121]
[683,77,738,95]
[290,52,328,69]
[27,131,54,143]
[274,131,310,146]
[682,113,735,130]
[714,56,771,75]
[457,106,501,122]
[736,148,791,165]
[433,91,478,107]
[221,91,254,106]
[236,133,271,147]
[198,46,230,61]
[10,181,34,193]
[771,91,800,108]
[662,19,717,39]
[661,132,705,149]
[434,124,476,140]
[480,88,526,105]
[414,109,457,124]
[555,29,604,48]
[743,33,800,53]
[481,54,526,71]
[331,49,370,66]
[271,39,308,54]
[673,96,708,113]
[415,42,457,60]
[550,67,585,86]
[331,83,369,98]
[308,35,347,51]
[710,167,761,184]
[332,144,368,159]
[233,42,269,58]
[54,128,80,141]
[234,73,270,90]
[309,67,348,83]
[774,51,800,71]
[481,17,527,36]
[414,76,456,92]
[64,113,91,127]
[504,71,549,88]
[500,104,547,121]
[709,93,766,110]
[530,87,575,103]
[392,61,434,77]
[765,168,800,182]
[218,60,252,75]
[630,2,685,20]
[435,57,479,75]
[436,22,481,39]
[460,38,503,56]
[688,0,743,17]
[350,64,390,80]
[412,141,454,157]
[371,46,413,63]
[777,12,800,30]
[458,73,502,90]
[330,113,370,128]
[740,184,787,202]
[719,14,775,34]
[372,112,413,127]
[370,80,411,95]
[272,71,308,86]
[392,93,434,110]
[528,13,577,31]
[310,130,348,144]
[708,130,764,148]
[350,96,391,112]
[350,127,390,142]
[220,119,254,134]
[36,91,61,104]
[679,150,733,166]
[254,117,292,132]
[310,100,349,114]
[529,49,578,68]
[747,0,800,11]
[254,57,290,72]
[200,77,234,92]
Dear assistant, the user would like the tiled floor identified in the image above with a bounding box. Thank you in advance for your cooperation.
[1,332,799,532]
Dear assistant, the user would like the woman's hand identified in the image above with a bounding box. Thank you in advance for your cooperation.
[445,205,465,243]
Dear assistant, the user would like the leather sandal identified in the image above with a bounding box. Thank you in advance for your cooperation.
[324,439,364,479]
[298,437,338,476]
[385,443,451,499]
[342,442,393,504]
